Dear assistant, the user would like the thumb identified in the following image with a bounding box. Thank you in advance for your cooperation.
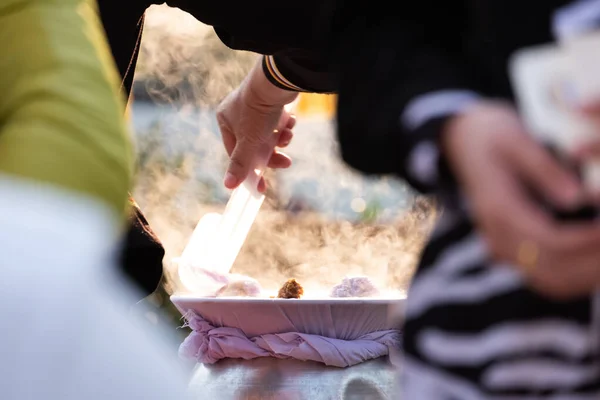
[224,139,268,189]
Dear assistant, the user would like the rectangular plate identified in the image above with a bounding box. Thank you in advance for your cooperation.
[171,295,406,340]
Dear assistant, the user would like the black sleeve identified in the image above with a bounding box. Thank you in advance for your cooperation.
[261,53,336,94]
[100,0,340,95]
[214,27,336,94]
[334,8,482,195]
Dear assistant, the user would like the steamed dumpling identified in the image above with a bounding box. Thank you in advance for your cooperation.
[216,274,262,297]
[330,276,380,298]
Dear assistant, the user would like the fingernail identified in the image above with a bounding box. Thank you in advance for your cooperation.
[224,172,238,188]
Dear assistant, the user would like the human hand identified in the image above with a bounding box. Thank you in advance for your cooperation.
[442,100,600,299]
[217,60,298,192]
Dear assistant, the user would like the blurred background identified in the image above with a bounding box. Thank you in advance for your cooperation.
[129,5,435,343]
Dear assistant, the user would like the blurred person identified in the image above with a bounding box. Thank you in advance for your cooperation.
[331,4,600,397]
[219,2,600,398]
[0,1,189,398]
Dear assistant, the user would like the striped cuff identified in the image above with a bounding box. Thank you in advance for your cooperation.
[400,90,481,193]
[262,55,309,92]
[401,90,481,131]
[553,0,600,40]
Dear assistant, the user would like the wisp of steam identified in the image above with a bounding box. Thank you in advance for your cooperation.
[131,5,436,298]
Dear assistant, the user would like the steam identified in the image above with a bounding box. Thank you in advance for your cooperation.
[131,5,436,297]
[136,5,258,107]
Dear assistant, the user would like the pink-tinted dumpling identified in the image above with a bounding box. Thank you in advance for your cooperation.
[330,276,380,298]
[216,274,262,297]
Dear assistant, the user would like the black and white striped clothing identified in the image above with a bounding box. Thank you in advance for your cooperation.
[402,207,600,398]
[393,2,600,396]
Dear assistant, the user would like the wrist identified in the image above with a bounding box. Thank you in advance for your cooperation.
[242,59,298,109]
[441,100,517,151]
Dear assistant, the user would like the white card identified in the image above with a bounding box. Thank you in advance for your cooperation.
[509,43,572,148]
[509,42,600,191]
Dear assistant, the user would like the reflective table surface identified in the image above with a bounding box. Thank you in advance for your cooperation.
[188,356,401,400]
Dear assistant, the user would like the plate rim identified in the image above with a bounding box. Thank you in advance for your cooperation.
[170,294,406,306]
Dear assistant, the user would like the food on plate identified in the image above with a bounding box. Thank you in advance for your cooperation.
[277,278,304,299]
[330,276,380,298]
[216,274,262,297]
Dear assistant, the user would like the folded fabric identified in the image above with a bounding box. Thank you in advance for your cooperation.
[179,311,401,368]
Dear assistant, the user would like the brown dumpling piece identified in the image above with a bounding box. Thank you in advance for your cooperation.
[277,278,304,299]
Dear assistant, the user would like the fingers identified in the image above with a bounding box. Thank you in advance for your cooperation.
[224,139,266,189]
[497,172,600,296]
[248,150,291,194]
[572,142,600,161]
[274,113,295,148]
[578,98,600,116]
[486,174,600,297]
[528,245,600,300]
[223,129,293,189]
[221,128,236,157]
[267,151,291,169]
[506,135,583,209]
[220,106,296,190]
[499,137,600,257]
[286,114,297,129]
[217,110,237,157]
[225,143,290,189]
[216,96,237,156]
[257,152,291,193]
[258,177,266,193]
[276,128,293,148]
[478,163,552,246]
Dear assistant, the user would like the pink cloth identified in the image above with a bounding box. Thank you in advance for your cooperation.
[179,312,401,368]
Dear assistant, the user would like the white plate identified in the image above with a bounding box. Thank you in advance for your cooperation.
[171,295,406,340]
